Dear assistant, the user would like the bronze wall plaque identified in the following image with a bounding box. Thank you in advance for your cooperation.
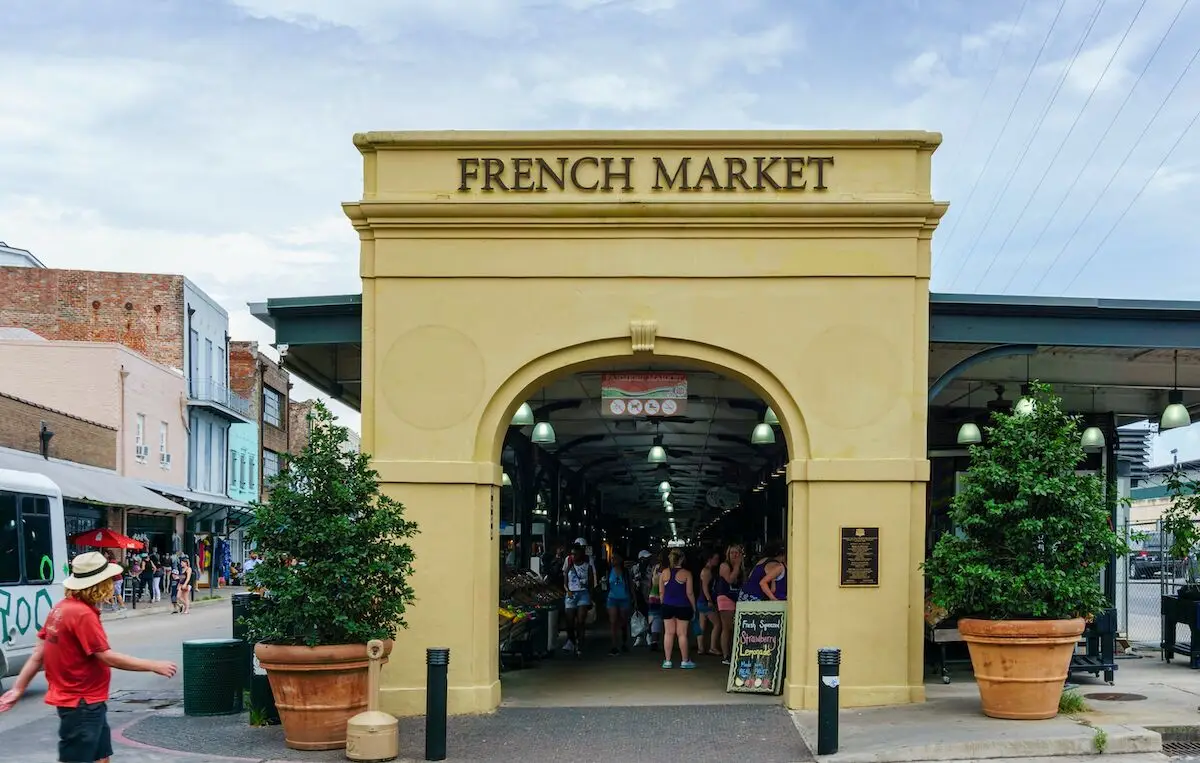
[840,527,880,587]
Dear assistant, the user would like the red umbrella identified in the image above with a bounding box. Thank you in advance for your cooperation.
[69,528,145,551]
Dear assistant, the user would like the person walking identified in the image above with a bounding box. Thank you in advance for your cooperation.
[696,550,723,657]
[0,551,178,763]
[150,554,164,603]
[604,551,634,655]
[561,543,596,656]
[659,548,697,670]
[178,557,194,614]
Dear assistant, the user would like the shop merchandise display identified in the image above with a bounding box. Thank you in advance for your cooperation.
[499,569,564,669]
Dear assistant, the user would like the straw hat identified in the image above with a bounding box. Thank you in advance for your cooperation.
[63,551,125,591]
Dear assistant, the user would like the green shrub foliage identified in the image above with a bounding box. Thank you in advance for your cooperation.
[924,382,1126,620]
[244,402,418,646]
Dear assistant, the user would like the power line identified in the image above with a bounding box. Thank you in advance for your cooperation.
[1000,0,1191,293]
[932,0,1031,172]
[1059,104,1200,292]
[1028,38,1200,293]
[969,0,1147,292]
[938,0,1066,288]
[955,0,1110,291]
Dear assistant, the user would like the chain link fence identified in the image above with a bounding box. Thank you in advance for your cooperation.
[1117,518,1198,647]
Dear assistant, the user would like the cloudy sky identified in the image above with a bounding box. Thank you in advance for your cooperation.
[2,0,1199,463]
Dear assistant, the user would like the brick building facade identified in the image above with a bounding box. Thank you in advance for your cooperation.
[0,267,186,371]
[230,341,291,501]
[0,392,117,469]
[288,398,360,455]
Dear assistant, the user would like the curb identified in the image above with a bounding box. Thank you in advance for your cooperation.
[793,721,1161,762]
[101,594,229,622]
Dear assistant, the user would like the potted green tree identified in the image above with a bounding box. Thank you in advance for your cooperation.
[924,382,1126,720]
[244,402,417,751]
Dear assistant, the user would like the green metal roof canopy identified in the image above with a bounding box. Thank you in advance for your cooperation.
[249,295,362,410]
[251,292,1200,418]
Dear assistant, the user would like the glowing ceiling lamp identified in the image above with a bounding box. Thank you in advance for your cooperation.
[510,402,535,427]
[751,422,776,445]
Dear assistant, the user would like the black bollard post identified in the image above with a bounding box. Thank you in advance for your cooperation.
[817,647,841,756]
[425,647,450,761]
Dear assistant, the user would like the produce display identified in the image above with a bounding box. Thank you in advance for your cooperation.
[499,569,564,666]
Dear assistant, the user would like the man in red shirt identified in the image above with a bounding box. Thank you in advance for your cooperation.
[0,551,177,762]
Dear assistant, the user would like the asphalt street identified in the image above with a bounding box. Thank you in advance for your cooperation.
[0,602,227,757]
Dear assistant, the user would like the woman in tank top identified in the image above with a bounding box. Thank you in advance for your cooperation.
[715,544,744,663]
[739,545,787,603]
[659,548,697,669]
[696,551,722,657]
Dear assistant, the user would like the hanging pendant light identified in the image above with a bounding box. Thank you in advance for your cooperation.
[501,472,512,487]
[659,481,671,495]
[1013,356,1036,416]
[1080,426,1105,452]
[511,402,535,427]
[1080,387,1105,452]
[1162,350,1191,431]
[956,422,982,445]
[1014,383,1036,416]
[751,422,776,445]
[531,421,556,444]
[956,383,982,445]
[763,406,779,426]
[647,432,667,464]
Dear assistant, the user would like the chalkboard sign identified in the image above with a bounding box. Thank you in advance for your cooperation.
[726,601,787,695]
[840,526,879,587]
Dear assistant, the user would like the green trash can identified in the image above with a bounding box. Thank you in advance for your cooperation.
[183,638,246,716]
[231,592,279,724]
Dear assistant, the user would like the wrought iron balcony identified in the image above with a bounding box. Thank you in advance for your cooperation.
[187,378,254,423]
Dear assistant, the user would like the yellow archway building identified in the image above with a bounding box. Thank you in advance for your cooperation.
[343,131,947,715]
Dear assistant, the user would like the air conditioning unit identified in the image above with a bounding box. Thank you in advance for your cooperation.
[135,444,148,459]
[160,453,172,468]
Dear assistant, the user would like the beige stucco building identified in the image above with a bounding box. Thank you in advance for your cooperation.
[338,130,946,715]
[0,336,189,485]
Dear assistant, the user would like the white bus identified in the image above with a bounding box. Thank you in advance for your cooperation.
[0,469,68,686]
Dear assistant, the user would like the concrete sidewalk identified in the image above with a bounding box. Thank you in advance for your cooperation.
[20,644,1200,762]
[791,650,1200,761]
[100,586,247,622]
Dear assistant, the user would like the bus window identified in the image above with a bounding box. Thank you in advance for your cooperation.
[0,492,18,584]
[20,495,53,583]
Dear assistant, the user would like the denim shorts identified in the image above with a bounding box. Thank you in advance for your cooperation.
[57,700,113,763]
[564,590,592,609]
[607,597,631,611]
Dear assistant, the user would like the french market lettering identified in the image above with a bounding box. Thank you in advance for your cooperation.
[457,155,834,193]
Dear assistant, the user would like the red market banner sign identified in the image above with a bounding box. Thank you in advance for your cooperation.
[600,373,687,417]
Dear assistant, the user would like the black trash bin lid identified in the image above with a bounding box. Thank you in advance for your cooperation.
[183,638,243,648]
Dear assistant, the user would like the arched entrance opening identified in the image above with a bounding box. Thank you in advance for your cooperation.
[489,351,798,706]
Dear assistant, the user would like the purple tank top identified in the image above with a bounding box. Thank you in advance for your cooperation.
[741,562,769,601]
[663,568,690,607]
[742,561,787,601]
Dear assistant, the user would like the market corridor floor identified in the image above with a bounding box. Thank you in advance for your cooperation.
[501,624,783,707]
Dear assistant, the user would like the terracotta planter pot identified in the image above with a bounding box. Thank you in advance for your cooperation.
[255,641,393,750]
[958,618,1083,720]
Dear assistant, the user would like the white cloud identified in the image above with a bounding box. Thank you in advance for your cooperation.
[962,20,1024,54]
[895,50,949,87]
[1146,164,1200,194]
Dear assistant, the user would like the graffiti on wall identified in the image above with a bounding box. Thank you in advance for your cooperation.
[1,555,59,644]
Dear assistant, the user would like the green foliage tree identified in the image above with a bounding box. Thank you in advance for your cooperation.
[243,401,418,646]
[924,382,1127,621]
